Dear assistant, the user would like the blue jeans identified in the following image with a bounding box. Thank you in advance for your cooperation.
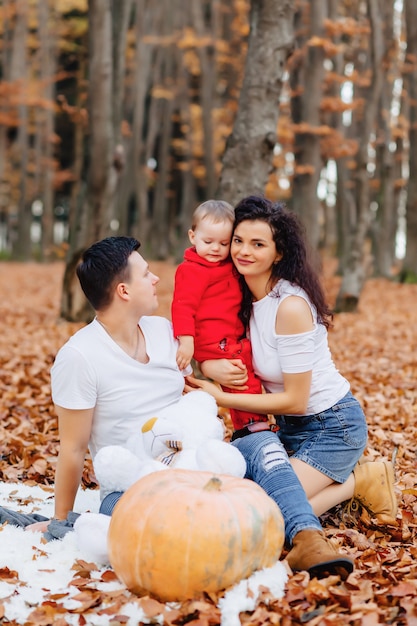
[276,391,367,483]
[99,491,124,516]
[232,430,321,545]
[101,438,320,546]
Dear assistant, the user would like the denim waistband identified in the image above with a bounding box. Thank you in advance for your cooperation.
[276,415,312,426]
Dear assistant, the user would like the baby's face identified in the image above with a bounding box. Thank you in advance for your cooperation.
[189,218,233,263]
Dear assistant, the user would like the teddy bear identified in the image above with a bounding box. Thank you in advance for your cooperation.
[74,390,247,563]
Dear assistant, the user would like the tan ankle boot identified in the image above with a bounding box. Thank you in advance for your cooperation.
[353,461,397,524]
[286,529,354,580]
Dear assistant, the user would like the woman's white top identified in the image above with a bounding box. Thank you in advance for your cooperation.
[51,316,189,461]
[249,279,349,415]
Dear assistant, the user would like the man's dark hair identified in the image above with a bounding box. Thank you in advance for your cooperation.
[76,236,141,310]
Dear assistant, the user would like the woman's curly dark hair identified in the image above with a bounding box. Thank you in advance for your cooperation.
[233,195,333,330]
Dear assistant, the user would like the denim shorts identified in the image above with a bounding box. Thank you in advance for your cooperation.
[275,391,368,483]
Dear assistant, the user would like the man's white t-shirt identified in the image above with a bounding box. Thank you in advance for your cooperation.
[51,316,189,461]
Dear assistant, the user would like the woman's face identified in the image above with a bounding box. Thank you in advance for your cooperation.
[231,219,281,280]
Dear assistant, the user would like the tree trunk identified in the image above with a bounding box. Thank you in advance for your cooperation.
[67,58,87,256]
[10,0,31,261]
[0,0,12,254]
[150,47,176,259]
[39,0,57,261]
[323,0,344,256]
[192,1,217,198]
[217,0,294,206]
[402,0,417,279]
[175,65,198,262]
[372,0,398,277]
[335,0,385,312]
[85,0,116,244]
[129,2,163,244]
[290,0,327,249]
[60,0,131,321]
[109,0,133,229]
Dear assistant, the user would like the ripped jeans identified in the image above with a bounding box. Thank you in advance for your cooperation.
[232,430,321,545]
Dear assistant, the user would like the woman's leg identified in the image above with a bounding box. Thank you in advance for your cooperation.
[290,456,397,523]
[232,430,354,578]
[233,430,321,544]
[277,391,368,516]
[290,457,355,516]
[278,392,396,522]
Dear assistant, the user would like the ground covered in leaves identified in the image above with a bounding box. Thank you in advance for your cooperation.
[0,260,416,625]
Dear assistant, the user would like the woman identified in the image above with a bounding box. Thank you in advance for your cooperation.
[188,195,397,525]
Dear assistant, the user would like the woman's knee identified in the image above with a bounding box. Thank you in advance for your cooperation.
[234,434,290,474]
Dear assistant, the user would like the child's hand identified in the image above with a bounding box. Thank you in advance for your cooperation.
[176,335,194,370]
[200,358,248,387]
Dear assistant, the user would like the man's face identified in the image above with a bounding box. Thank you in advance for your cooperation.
[125,251,160,315]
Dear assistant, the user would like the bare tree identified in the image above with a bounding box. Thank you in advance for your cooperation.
[335,0,386,312]
[402,0,417,279]
[217,0,294,206]
[290,0,327,249]
[60,0,133,321]
[10,0,30,260]
[38,0,57,261]
[0,0,13,252]
[372,0,400,277]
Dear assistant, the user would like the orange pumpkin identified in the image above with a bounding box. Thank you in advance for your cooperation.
[107,468,285,601]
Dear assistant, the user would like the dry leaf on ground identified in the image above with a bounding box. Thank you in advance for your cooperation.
[0,260,416,624]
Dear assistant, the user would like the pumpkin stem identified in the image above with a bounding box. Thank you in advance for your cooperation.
[204,476,222,491]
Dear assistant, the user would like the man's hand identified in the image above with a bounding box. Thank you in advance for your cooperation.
[25,519,51,533]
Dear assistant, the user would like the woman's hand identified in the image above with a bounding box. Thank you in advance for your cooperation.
[184,375,225,403]
[200,358,249,389]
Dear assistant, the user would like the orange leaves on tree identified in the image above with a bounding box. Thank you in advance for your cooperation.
[324,17,371,38]
[177,28,213,51]
[150,86,175,101]
[291,122,333,136]
[307,35,342,57]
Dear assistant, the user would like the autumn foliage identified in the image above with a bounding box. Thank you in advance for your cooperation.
[0,260,416,624]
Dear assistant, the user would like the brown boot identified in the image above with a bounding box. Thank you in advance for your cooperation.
[353,461,397,524]
[286,529,354,580]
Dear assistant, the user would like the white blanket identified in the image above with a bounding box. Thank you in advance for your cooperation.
[0,483,287,625]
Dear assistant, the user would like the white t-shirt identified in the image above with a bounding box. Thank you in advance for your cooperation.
[250,280,349,415]
[51,316,189,461]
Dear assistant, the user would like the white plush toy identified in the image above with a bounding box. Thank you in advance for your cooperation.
[74,391,247,563]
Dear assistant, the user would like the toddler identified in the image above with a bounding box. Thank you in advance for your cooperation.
[171,200,266,431]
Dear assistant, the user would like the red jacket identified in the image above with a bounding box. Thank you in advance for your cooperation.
[171,247,244,360]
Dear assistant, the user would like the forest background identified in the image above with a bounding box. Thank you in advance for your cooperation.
[1,0,417,320]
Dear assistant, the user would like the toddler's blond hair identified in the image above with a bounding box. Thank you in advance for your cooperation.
[191,199,234,230]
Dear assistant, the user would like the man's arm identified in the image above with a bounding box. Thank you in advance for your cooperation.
[54,405,94,520]
[26,405,94,533]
